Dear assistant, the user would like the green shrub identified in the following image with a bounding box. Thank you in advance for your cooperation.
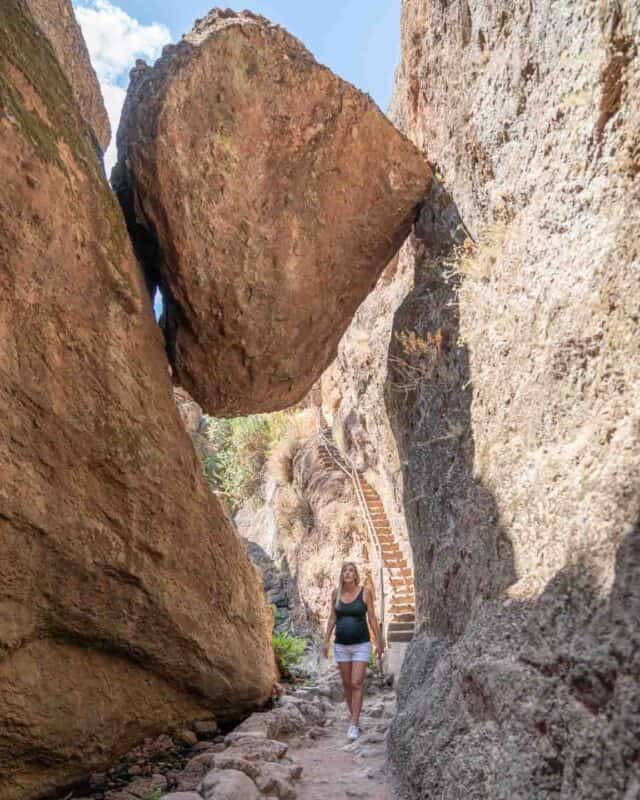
[272,632,307,677]
[204,412,289,509]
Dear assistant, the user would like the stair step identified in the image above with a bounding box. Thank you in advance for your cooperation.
[392,612,415,623]
[390,584,414,594]
[387,631,414,643]
[389,566,413,578]
[387,621,414,632]
[390,603,415,612]
[384,559,408,569]
[390,583,415,593]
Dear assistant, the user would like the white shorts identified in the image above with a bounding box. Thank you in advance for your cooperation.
[334,641,371,663]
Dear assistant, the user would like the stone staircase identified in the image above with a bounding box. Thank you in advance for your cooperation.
[317,425,415,646]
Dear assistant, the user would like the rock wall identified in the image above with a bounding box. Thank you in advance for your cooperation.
[0,4,275,798]
[24,0,110,151]
[320,248,415,586]
[382,1,640,797]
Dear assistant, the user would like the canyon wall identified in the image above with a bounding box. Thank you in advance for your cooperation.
[330,0,639,796]
[23,0,110,152]
[385,1,640,797]
[0,4,275,798]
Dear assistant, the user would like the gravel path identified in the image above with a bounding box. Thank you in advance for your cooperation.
[290,684,398,800]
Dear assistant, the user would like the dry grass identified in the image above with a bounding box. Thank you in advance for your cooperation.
[266,409,316,485]
[389,327,444,391]
[445,222,507,282]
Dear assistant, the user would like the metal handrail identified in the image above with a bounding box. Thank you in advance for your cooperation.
[316,415,387,645]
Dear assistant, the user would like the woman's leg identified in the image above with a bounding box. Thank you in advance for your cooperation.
[350,660,367,726]
[338,661,353,715]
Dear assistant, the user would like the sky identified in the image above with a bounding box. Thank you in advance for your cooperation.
[73,0,401,172]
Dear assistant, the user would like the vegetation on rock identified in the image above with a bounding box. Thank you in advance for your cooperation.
[272,631,307,678]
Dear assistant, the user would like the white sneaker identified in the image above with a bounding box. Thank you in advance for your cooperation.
[347,723,360,740]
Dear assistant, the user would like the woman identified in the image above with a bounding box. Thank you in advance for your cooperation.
[322,561,384,740]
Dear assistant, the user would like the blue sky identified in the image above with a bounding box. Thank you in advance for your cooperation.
[74,1,401,171]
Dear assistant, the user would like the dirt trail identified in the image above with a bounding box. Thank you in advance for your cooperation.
[289,685,398,800]
[55,669,401,800]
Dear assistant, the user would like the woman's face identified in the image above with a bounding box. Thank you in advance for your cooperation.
[342,564,357,584]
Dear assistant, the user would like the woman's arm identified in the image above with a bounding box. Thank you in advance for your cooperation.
[364,587,385,654]
[322,593,337,658]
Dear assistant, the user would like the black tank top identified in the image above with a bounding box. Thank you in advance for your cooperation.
[335,587,370,645]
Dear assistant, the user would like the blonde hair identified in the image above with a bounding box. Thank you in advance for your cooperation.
[334,561,361,609]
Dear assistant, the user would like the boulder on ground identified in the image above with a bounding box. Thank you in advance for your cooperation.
[199,768,260,800]
[114,8,430,416]
[254,762,301,800]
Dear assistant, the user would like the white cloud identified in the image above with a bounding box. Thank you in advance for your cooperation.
[100,82,126,171]
[74,0,171,172]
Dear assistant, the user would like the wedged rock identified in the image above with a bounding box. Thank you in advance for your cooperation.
[0,4,275,799]
[114,8,430,416]
[24,0,110,150]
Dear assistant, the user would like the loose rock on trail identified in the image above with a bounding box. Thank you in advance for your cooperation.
[67,670,399,800]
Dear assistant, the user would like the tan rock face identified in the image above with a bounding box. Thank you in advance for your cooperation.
[24,0,110,151]
[114,8,430,417]
[0,5,275,799]
[380,0,640,797]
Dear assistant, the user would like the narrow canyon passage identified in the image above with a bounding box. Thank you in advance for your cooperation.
[2,0,638,798]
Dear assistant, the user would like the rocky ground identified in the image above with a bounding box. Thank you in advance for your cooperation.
[61,670,399,800]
